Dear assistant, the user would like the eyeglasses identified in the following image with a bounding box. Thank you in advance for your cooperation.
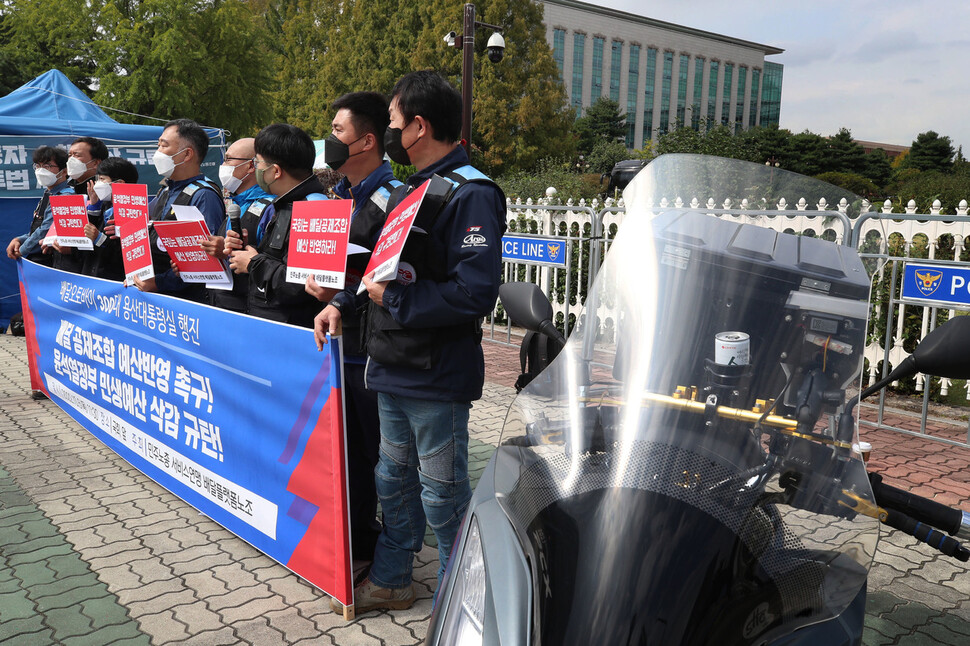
[224,156,251,163]
[32,162,60,171]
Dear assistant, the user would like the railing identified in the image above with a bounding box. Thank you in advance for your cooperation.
[492,194,970,447]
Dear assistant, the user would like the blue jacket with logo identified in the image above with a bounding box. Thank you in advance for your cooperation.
[364,146,507,402]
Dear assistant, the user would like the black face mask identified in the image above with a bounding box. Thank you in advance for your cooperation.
[323,133,364,171]
[384,124,416,166]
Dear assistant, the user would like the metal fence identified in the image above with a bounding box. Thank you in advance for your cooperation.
[490,197,970,447]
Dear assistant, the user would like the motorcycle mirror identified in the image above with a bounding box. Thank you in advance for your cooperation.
[860,315,970,400]
[499,282,566,345]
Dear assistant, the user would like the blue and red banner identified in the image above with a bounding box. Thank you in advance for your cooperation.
[17,259,354,605]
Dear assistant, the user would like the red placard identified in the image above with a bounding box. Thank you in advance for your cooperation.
[49,194,92,250]
[153,219,232,288]
[112,184,154,284]
[360,180,430,292]
[285,199,353,288]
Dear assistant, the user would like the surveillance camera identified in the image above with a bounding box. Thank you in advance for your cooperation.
[486,32,505,63]
[443,31,457,48]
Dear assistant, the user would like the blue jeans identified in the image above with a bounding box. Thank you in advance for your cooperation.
[367,393,472,589]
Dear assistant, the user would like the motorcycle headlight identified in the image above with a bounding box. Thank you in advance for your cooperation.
[438,515,487,645]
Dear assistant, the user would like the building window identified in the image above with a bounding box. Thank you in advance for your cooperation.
[676,54,689,128]
[735,66,747,131]
[643,48,657,143]
[626,44,640,147]
[707,61,719,125]
[610,40,622,102]
[553,28,565,78]
[659,51,673,135]
[592,37,604,99]
[760,62,783,126]
[572,32,585,114]
[692,57,704,130]
[749,68,761,127]
[721,63,733,127]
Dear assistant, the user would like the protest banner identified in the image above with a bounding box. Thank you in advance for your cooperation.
[359,180,430,292]
[16,259,354,605]
[49,194,92,250]
[111,184,153,284]
[285,200,353,288]
[153,219,232,289]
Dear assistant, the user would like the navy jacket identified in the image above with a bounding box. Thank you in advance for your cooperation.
[365,146,506,402]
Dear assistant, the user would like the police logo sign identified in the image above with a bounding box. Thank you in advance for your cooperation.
[902,263,970,310]
[914,269,943,297]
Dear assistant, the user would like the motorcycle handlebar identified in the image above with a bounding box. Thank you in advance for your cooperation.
[870,473,970,540]
[882,507,970,562]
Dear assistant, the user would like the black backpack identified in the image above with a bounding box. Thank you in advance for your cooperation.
[514,330,564,394]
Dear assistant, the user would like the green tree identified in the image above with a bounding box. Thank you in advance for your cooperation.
[572,96,626,155]
[826,128,867,175]
[282,0,573,174]
[0,0,98,94]
[902,130,955,173]
[586,139,630,174]
[862,148,893,188]
[91,0,274,137]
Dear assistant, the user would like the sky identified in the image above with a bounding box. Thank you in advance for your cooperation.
[593,0,970,152]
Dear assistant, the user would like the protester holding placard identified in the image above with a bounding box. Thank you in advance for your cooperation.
[316,72,506,614]
[306,92,402,570]
[226,123,326,327]
[80,157,138,281]
[49,137,110,275]
[136,119,224,301]
[203,137,274,313]
[6,146,73,267]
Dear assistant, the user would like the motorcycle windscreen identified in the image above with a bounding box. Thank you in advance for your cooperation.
[495,155,880,646]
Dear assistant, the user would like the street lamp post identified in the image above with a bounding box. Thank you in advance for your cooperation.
[445,3,504,158]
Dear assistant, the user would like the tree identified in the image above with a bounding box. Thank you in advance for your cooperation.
[282,0,574,174]
[826,128,867,176]
[0,0,98,95]
[862,148,893,188]
[586,139,629,175]
[903,131,955,173]
[572,96,626,156]
[92,0,275,137]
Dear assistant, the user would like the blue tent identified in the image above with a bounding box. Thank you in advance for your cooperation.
[0,70,225,328]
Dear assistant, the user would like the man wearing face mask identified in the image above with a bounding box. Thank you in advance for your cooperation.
[50,137,110,274]
[305,92,402,571]
[315,71,506,614]
[76,157,139,281]
[202,137,274,313]
[6,146,74,267]
[225,123,326,327]
[137,118,225,300]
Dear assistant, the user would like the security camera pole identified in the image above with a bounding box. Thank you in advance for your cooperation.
[448,3,504,157]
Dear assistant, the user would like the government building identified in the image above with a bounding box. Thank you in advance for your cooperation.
[541,0,784,149]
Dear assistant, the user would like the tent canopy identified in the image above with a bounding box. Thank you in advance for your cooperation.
[0,69,217,140]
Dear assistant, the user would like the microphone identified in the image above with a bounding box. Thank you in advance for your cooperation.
[227,202,242,237]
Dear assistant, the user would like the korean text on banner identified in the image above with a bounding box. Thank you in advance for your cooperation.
[359,180,431,293]
[16,259,354,605]
[285,199,353,288]
[112,184,154,284]
[153,219,232,289]
[49,194,92,250]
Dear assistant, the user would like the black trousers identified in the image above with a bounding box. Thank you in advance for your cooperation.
[343,361,382,561]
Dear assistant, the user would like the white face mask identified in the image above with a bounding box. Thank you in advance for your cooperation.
[67,156,91,180]
[152,147,187,179]
[35,167,58,188]
[219,163,244,194]
[93,181,113,201]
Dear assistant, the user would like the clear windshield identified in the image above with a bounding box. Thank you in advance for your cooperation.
[495,155,879,645]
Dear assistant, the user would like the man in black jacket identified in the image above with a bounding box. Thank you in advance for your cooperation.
[226,123,325,328]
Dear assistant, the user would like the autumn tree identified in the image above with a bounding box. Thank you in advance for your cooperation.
[92,0,274,137]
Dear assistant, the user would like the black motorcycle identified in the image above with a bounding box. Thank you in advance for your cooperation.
[426,154,970,646]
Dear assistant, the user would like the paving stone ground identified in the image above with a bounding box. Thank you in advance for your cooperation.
[1,332,969,645]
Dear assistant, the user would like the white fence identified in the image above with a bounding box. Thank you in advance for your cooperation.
[495,194,970,446]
